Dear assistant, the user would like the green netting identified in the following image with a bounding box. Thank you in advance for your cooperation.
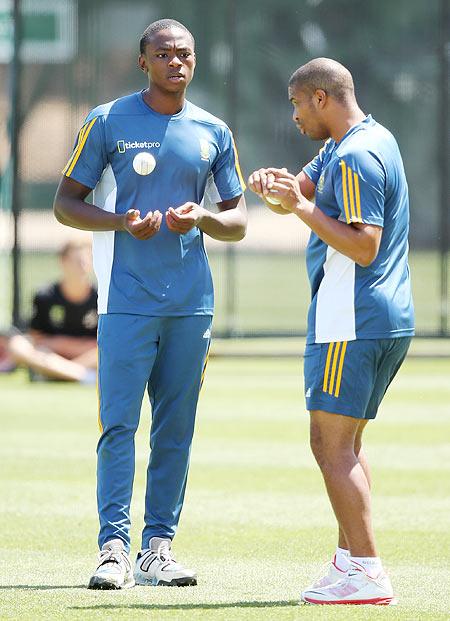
[1,0,448,335]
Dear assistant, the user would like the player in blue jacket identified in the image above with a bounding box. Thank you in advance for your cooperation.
[248,58,413,606]
[54,19,247,590]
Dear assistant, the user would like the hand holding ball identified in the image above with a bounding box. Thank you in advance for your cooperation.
[265,195,281,205]
[264,168,288,205]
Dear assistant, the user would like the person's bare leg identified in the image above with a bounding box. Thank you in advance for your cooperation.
[29,333,97,359]
[73,345,97,368]
[310,410,377,557]
[337,419,371,550]
[8,333,89,381]
[337,527,348,550]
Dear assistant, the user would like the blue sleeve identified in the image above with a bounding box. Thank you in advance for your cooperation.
[210,127,245,201]
[332,151,385,226]
[302,139,331,185]
[62,114,107,189]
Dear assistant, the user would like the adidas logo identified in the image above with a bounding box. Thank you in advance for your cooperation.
[203,328,211,339]
[305,387,311,398]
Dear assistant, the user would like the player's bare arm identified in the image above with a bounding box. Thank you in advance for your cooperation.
[54,176,162,240]
[248,168,315,214]
[165,194,247,241]
[264,167,382,267]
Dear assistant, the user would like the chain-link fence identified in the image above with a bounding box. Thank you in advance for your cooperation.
[1,0,449,336]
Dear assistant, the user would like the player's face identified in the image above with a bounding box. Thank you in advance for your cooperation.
[139,28,196,93]
[289,86,330,141]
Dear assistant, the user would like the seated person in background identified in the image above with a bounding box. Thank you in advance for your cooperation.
[9,240,98,383]
[0,333,16,372]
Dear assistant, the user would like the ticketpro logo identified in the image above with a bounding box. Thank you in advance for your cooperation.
[117,140,161,153]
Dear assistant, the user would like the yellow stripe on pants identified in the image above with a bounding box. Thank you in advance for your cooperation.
[334,341,348,397]
[328,341,342,395]
[323,343,334,393]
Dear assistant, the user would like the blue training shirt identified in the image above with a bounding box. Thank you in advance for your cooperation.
[302,115,414,344]
[62,92,245,316]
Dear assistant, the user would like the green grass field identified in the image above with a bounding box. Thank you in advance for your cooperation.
[1,355,449,620]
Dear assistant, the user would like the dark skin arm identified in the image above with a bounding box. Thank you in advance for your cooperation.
[54,177,246,241]
[54,176,162,240]
[248,167,382,267]
[165,194,247,241]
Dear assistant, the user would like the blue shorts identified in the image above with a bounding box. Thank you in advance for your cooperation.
[304,337,412,419]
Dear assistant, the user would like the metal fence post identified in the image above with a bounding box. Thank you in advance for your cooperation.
[439,0,449,336]
[10,0,22,327]
[224,0,239,337]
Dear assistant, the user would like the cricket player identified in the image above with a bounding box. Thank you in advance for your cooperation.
[248,57,414,605]
[54,19,247,589]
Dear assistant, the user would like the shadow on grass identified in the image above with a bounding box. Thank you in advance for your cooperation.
[0,585,86,590]
[69,601,299,611]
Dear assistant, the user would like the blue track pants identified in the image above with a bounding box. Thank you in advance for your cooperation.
[96,314,211,552]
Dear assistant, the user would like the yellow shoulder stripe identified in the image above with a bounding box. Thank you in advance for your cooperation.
[340,160,363,224]
[62,121,88,175]
[353,172,362,221]
[339,160,351,223]
[347,166,357,220]
[231,133,246,192]
[63,117,98,177]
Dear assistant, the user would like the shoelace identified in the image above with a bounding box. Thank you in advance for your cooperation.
[98,547,130,570]
[155,542,177,565]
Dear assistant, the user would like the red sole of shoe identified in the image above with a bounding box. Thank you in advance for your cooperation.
[303,596,397,606]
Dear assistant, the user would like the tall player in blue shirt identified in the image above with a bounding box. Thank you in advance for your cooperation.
[248,58,413,606]
[54,19,247,590]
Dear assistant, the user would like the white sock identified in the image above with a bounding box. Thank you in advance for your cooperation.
[334,547,351,572]
[350,556,383,578]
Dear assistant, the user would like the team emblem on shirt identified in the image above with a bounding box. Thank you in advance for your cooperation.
[133,152,156,175]
[82,310,98,330]
[49,305,65,327]
[199,138,210,161]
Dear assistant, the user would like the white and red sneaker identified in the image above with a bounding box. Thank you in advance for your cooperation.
[305,555,349,590]
[301,563,397,605]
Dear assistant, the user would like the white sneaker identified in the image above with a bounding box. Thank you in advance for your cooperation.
[305,556,349,590]
[134,537,197,586]
[301,563,397,605]
[88,539,135,590]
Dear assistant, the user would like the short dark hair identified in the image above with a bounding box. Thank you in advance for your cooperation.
[289,58,355,104]
[139,19,195,54]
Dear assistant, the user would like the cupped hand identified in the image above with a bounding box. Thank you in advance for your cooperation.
[123,209,162,240]
[165,202,205,234]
